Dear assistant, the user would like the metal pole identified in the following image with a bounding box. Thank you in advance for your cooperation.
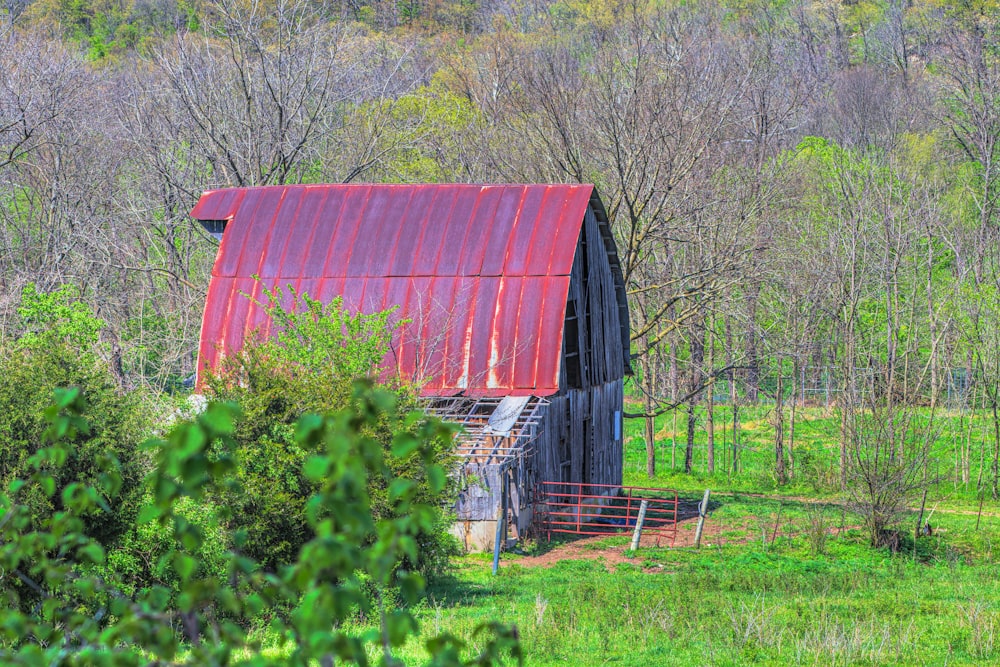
[492,472,508,575]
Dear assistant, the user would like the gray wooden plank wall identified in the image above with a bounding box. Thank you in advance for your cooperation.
[455,201,629,521]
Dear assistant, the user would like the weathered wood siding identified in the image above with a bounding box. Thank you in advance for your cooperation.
[452,200,629,532]
[534,203,628,491]
[560,206,627,390]
[535,379,624,491]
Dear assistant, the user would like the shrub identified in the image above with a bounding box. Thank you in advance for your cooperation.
[204,282,458,575]
[0,385,521,665]
[0,284,150,550]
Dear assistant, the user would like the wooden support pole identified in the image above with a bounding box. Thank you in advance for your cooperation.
[629,500,649,552]
[914,489,928,542]
[694,489,711,549]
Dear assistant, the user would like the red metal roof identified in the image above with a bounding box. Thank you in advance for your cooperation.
[193,184,598,396]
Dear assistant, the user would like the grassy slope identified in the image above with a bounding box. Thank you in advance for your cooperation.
[392,407,1000,665]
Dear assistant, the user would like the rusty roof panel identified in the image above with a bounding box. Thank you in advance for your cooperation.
[479,188,523,277]
[490,277,523,390]
[501,186,543,277]
[440,277,477,390]
[435,189,479,276]
[454,186,501,275]
[528,187,591,276]
[416,277,456,388]
[190,187,244,221]
[413,189,457,276]
[320,186,369,277]
[464,276,501,392]
[512,277,545,390]
[262,188,319,278]
[386,187,430,277]
[227,277,257,356]
[239,188,284,277]
[542,276,571,388]
[193,184,602,396]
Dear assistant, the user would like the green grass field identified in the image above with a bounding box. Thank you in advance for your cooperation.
[380,495,1000,666]
[620,403,999,501]
[376,406,1000,665]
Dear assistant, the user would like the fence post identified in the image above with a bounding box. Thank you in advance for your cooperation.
[629,500,649,552]
[575,484,582,533]
[694,489,711,549]
[492,473,508,575]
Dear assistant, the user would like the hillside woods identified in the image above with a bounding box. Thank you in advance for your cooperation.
[3,1,1000,435]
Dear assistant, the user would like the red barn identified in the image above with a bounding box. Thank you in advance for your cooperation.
[192,184,631,550]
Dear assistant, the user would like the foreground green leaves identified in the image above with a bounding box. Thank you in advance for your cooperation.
[0,385,521,666]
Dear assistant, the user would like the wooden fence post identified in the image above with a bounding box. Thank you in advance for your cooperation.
[694,489,711,549]
[914,489,928,543]
[492,473,508,575]
[629,500,649,552]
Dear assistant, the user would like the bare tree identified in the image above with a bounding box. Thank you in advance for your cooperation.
[0,31,85,172]
[148,0,371,188]
[938,14,1000,495]
[106,0,432,385]
[844,395,937,549]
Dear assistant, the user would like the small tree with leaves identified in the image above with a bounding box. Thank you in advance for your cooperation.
[204,281,456,575]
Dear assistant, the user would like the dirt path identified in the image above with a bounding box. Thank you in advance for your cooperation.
[511,511,725,572]
[506,490,926,571]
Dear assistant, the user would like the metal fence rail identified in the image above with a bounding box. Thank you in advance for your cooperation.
[534,482,678,547]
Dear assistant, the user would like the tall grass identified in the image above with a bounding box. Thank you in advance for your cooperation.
[367,493,1000,665]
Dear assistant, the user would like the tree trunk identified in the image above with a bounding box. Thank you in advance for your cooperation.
[979,381,987,493]
[745,289,761,404]
[671,409,677,470]
[725,317,740,475]
[642,348,659,478]
[962,420,968,488]
[789,357,797,480]
[992,395,1000,500]
[685,401,697,474]
[731,370,740,475]
[644,389,656,479]
[840,402,849,490]
[840,321,855,490]
[706,323,715,474]
[669,340,679,403]
[928,231,938,412]
[684,325,705,474]
[774,362,786,485]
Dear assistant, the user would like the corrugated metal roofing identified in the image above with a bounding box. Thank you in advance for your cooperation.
[192,183,602,397]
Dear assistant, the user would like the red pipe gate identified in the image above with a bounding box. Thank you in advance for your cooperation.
[534,482,679,547]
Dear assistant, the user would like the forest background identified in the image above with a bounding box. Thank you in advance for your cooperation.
[6,0,1000,498]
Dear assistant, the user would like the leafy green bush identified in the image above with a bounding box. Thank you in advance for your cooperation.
[0,384,520,665]
[0,284,150,550]
[204,283,458,575]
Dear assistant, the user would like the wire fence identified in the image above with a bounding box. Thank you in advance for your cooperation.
[665,366,981,410]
